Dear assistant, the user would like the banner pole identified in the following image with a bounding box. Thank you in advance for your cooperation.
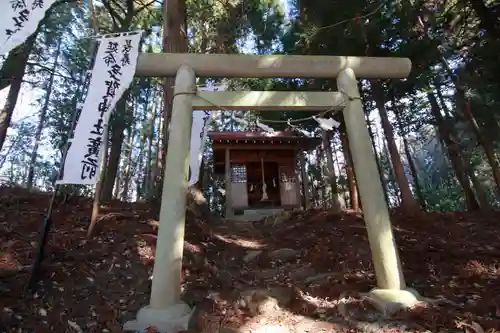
[26,40,99,292]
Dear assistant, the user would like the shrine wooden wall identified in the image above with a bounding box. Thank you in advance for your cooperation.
[225,149,301,209]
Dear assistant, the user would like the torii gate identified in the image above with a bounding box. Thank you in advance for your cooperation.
[124,53,424,331]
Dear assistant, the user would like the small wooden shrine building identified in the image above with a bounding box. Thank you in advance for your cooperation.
[208,130,321,221]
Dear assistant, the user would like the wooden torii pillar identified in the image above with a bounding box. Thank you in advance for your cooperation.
[123,54,423,332]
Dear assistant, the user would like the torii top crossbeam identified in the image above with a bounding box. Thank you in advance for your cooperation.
[135,53,411,79]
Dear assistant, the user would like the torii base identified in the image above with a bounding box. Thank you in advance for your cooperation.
[123,303,193,332]
[362,288,427,316]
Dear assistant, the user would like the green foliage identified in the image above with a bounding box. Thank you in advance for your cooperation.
[2,0,500,212]
[421,172,466,211]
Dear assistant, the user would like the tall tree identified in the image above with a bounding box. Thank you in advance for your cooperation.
[0,38,35,153]
[26,39,63,189]
[427,92,481,210]
[371,82,420,212]
[98,0,157,201]
[321,130,343,211]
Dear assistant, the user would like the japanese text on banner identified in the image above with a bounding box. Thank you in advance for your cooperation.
[57,32,142,185]
[1,0,58,55]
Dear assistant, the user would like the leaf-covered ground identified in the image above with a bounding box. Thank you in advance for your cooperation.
[1,187,500,333]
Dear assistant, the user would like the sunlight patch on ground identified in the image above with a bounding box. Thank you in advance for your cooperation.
[213,233,265,249]
[146,219,160,228]
[463,260,500,277]
[0,252,19,271]
[185,240,202,253]
[135,239,155,265]
[220,291,346,333]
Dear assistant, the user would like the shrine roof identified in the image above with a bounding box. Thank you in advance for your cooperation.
[208,131,321,150]
[209,131,306,140]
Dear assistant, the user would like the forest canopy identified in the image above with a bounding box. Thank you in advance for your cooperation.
[0,0,499,214]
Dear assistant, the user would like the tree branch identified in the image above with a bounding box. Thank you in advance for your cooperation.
[22,79,41,85]
[123,0,136,28]
[102,0,124,30]
[135,0,157,14]
[110,0,128,17]
[27,61,73,77]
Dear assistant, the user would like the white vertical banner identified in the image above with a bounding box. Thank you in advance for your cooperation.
[189,110,212,185]
[188,85,227,185]
[57,31,142,185]
[0,0,57,56]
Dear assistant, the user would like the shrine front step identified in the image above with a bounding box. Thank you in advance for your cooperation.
[231,208,285,222]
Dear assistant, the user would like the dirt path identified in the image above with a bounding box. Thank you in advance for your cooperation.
[189,210,500,333]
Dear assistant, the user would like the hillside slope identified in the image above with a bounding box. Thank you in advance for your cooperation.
[0,187,499,333]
